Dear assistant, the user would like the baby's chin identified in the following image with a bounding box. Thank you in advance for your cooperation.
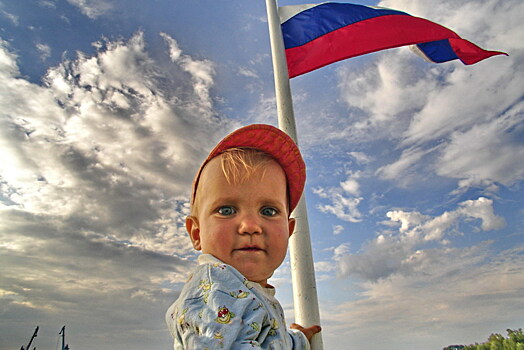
[234,265,272,287]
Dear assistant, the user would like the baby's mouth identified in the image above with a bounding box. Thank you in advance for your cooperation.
[236,245,264,252]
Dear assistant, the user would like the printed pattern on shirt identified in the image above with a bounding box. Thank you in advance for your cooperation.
[166,255,310,349]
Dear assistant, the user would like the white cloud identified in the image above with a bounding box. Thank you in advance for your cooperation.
[160,32,216,113]
[0,39,19,75]
[0,31,232,347]
[337,197,505,281]
[321,243,524,350]
[1,9,19,26]
[36,43,51,61]
[348,151,373,165]
[457,197,506,231]
[386,210,429,233]
[401,57,521,147]
[376,145,436,185]
[436,101,524,189]
[2,30,231,248]
[66,0,112,19]
[339,52,439,136]
[238,66,259,78]
[314,261,336,273]
[313,178,363,223]
[333,242,351,260]
[340,175,360,196]
[332,0,524,193]
[244,93,278,126]
[332,224,344,235]
[311,2,523,347]
[38,1,57,8]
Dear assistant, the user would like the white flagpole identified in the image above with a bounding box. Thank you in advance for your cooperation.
[265,0,323,349]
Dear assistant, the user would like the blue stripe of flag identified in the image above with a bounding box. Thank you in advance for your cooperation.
[417,40,459,63]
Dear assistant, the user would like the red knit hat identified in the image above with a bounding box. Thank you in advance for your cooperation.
[191,124,306,213]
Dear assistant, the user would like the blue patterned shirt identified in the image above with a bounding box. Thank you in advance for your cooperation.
[166,254,309,349]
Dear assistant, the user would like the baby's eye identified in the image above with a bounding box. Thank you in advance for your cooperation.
[217,206,236,216]
[260,207,278,217]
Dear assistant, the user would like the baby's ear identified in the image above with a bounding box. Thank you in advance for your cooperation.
[186,216,202,250]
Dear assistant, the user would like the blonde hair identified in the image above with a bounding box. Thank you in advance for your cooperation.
[219,148,274,184]
[191,148,284,215]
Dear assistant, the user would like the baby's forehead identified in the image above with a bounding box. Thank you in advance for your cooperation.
[195,155,289,209]
[201,153,286,183]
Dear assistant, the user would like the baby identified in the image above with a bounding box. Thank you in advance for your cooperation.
[166,124,321,349]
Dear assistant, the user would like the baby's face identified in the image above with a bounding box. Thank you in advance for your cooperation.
[187,156,295,287]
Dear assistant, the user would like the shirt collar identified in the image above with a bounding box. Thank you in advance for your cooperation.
[198,254,276,296]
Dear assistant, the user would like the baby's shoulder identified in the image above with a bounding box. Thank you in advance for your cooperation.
[175,261,261,312]
[189,261,254,292]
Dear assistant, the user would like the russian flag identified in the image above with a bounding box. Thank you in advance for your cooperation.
[280,2,508,78]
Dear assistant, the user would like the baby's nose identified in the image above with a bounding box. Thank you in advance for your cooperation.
[238,213,262,235]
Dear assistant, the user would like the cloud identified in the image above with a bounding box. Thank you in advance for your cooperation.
[337,51,439,141]
[330,0,524,192]
[321,242,524,350]
[0,31,233,348]
[332,224,344,235]
[160,32,216,113]
[313,172,363,223]
[301,2,523,347]
[36,43,51,61]
[436,101,524,189]
[401,58,522,147]
[376,145,436,185]
[38,0,57,9]
[1,9,19,26]
[348,151,373,165]
[336,197,505,281]
[238,66,259,78]
[66,0,112,19]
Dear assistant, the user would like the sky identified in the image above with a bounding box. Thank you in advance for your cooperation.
[0,0,523,349]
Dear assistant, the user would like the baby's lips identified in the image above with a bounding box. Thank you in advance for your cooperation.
[237,245,264,251]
